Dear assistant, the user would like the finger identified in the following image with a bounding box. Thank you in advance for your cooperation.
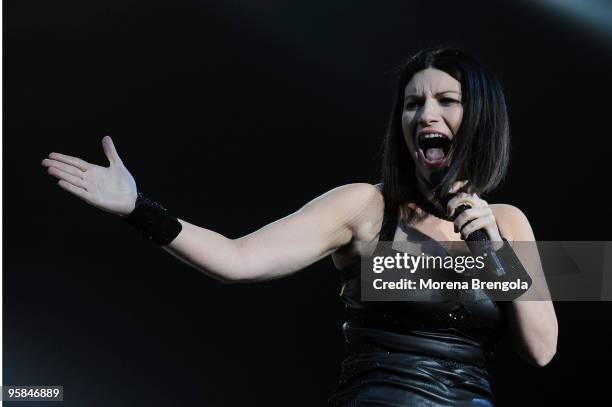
[47,166,88,190]
[102,136,123,166]
[42,158,85,179]
[48,152,91,172]
[454,206,492,233]
[449,180,469,194]
[460,214,495,239]
[57,179,90,201]
[447,193,485,217]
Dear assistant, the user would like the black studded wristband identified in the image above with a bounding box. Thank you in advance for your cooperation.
[124,192,183,246]
[485,238,531,281]
[480,238,533,301]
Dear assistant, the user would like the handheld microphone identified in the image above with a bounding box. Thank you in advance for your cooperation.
[442,194,491,255]
[447,201,489,242]
[443,194,519,279]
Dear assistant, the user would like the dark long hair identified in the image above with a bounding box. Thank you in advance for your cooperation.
[379,47,510,222]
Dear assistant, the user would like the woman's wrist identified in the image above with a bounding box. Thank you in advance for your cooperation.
[123,192,183,246]
[487,239,531,280]
[117,194,138,218]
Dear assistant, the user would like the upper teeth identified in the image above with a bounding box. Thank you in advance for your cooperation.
[422,133,447,139]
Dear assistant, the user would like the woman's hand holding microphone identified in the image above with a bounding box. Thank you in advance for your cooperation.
[445,180,503,246]
[443,181,532,293]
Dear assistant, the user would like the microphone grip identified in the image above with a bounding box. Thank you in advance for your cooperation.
[450,204,489,244]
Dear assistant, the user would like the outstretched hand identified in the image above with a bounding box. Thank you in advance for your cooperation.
[41,136,138,217]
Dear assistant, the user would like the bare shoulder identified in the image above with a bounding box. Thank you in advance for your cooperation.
[321,183,385,263]
[329,182,383,225]
[309,183,383,212]
[326,182,383,201]
[340,181,384,214]
[304,182,384,229]
[490,204,536,241]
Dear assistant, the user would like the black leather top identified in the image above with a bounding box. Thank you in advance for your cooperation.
[338,204,509,360]
[327,205,509,406]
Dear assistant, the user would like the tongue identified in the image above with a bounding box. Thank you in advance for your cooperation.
[425,148,445,161]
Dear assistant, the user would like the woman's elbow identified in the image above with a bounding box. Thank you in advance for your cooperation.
[221,270,260,284]
[192,264,258,284]
[531,343,557,367]
[518,342,556,367]
[521,326,558,367]
[221,266,273,284]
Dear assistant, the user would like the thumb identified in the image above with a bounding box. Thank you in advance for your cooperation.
[449,180,469,194]
[102,135,123,165]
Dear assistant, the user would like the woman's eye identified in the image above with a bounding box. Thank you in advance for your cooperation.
[440,98,460,105]
[405,101,419,110]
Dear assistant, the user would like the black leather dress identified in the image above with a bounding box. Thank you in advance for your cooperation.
[327,207,509,407]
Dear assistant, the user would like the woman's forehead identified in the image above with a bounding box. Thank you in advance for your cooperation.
[404,68,461,96]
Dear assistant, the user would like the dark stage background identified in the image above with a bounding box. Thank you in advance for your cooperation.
[5,0,612,406]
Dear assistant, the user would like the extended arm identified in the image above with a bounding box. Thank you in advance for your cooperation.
[42,137,383,284]
[162,183,382,283]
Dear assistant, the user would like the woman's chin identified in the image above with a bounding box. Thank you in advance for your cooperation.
[415,163,453,192]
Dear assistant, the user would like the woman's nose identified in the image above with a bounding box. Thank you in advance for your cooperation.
[418,99,440,125]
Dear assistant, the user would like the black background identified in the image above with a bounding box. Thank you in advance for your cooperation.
[5,0,612,406]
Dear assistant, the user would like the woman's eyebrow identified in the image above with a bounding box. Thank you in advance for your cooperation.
[436,90,461,96]
[404,90,462,98]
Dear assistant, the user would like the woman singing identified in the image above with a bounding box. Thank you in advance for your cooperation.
[41,47,557,406]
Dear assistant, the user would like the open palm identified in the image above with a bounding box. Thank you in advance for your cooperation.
[41,136,138,217]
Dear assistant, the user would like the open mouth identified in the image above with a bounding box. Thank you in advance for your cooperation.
[417,133,452,168]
